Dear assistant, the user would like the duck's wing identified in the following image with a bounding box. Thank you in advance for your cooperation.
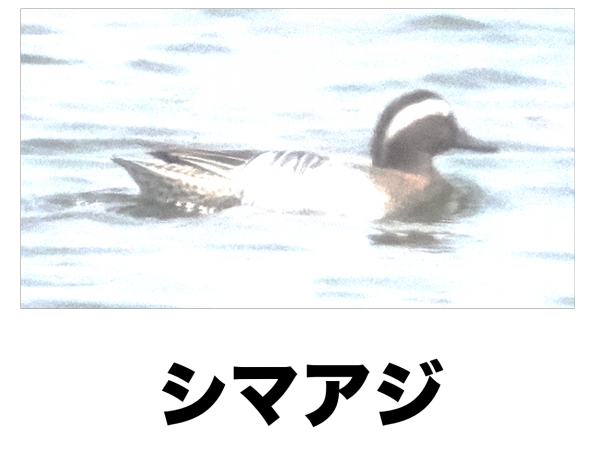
[112,149,332,208]
[146,149,263,180]
[148,149,331,177]
[112,149,263,207]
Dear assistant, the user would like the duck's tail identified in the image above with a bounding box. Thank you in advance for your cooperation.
[112,153,243,208]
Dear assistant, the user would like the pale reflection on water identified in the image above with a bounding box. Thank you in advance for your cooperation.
[21,9,574,307]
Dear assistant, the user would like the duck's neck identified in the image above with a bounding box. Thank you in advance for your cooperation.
[373,148,437,175]
[370,166,434,194]
[402,156,436,175]
[369,163,446,211]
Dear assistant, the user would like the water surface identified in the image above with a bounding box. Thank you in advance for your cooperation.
[21,9,574,308]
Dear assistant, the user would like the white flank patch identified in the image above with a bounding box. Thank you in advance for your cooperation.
[385,99,451,140]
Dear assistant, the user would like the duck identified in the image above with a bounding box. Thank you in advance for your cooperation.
[113,90,498,220]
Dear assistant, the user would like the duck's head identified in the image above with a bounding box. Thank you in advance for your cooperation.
[371,90,498,174]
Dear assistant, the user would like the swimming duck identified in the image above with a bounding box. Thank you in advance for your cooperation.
[113,90,498,219]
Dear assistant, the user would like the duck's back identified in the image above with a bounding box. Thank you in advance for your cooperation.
[113,149,335,212]
[113,149,457,220]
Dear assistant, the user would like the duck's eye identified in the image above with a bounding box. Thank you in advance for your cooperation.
[385,99,451,141]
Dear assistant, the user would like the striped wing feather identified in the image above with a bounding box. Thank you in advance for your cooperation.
[148,149,261,180]
[147,149,330,178]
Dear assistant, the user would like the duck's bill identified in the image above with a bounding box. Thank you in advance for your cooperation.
[455,128,499,153]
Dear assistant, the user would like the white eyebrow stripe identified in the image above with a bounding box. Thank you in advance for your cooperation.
[385,99,451,140]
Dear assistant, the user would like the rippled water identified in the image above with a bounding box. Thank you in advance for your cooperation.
[21,9,574,308]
